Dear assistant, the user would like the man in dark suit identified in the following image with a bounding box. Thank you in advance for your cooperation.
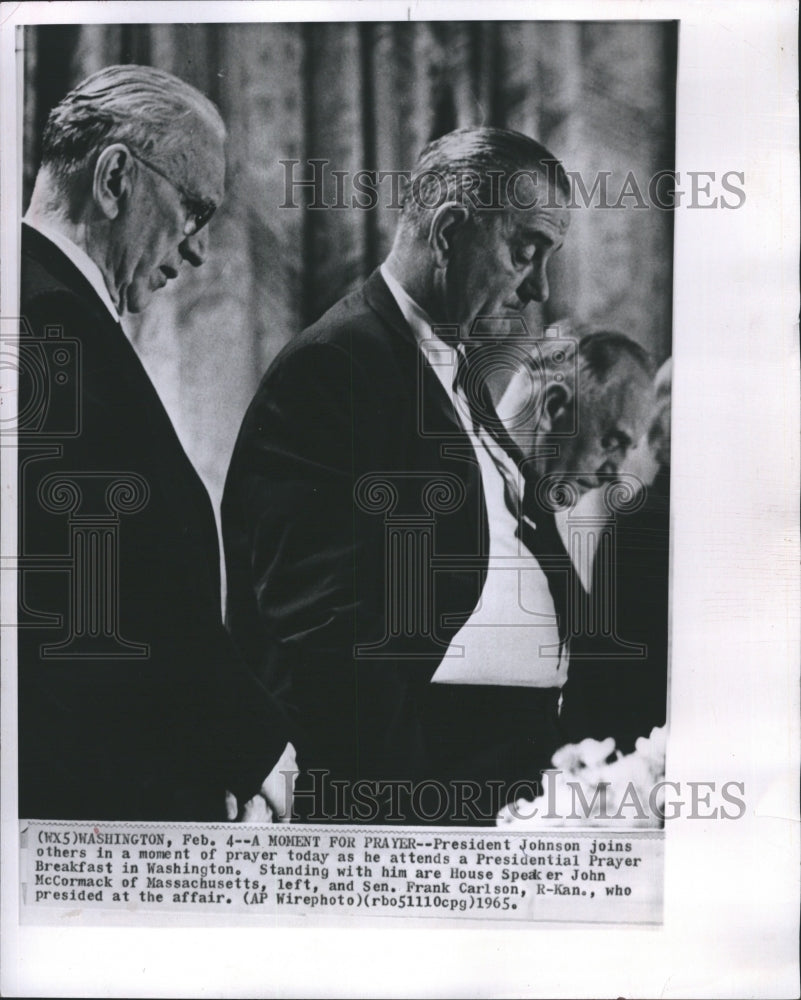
[222,128,579,824]
[18,65,292,822]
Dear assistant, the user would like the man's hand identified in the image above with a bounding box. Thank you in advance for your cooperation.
[259,740,298,822]
[225,742,298,823]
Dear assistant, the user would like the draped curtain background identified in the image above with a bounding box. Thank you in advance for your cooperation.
[23,21,677,512]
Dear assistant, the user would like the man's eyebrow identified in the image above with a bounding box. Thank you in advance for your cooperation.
[518,228,565,249]
[520,227,552,241]
[611,427,634,447]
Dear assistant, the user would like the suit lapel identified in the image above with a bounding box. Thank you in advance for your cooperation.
[361,268,470,442]
[362,267,490,576]
[21,225,221,593]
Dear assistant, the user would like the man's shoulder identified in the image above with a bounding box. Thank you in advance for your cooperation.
[274,270,410,372]
[289,293,376,352]
[21,240,76,305]
[21,227,108,328]
[237,273,415,433]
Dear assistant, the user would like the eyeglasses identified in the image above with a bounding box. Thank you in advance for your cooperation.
[129,150,217,236]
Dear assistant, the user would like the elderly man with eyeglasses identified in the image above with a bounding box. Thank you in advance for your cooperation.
[18,64,294,822]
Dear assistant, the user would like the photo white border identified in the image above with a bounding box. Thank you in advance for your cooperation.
[1,1,798,997]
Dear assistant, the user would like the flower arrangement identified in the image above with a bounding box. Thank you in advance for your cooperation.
[498,727,667,828]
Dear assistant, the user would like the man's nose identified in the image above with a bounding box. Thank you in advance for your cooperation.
[600,448,626,476]
[179,229,209,268]
[519,260,549,304]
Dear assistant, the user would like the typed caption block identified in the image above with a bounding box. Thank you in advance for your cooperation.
[21,822,663,924]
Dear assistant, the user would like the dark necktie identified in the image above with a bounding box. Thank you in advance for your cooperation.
[452,347,526,462]
[453,350,582,655]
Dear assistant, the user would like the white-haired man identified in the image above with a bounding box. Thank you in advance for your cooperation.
[19,64,293,822]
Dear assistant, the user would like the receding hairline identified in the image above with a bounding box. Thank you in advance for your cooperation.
[578,330,654,380]
[40,64,226,170]
[398,126,570,229]
[64,63,223,122]
[412,127,569,191]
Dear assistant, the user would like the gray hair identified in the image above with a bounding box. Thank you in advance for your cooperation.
[648,356,672,463]
[567,330,654,420]
[521,329,652,399]
[400,126,570,237]
[40,64,225,206]
[577,330,654,385]
[498,330,653,443]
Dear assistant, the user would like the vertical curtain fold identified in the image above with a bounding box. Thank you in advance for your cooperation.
[22,20,676,510]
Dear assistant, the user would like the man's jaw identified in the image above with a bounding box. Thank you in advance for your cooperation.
[118,279,150,315]
[575,465,621,494]
[575,476,598,494]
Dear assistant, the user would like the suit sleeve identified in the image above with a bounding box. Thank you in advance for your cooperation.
[224,338,420,777]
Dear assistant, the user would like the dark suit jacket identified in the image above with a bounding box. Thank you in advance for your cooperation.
[560,466,670,753]
[18,224,288,821]
[222,270,565,823]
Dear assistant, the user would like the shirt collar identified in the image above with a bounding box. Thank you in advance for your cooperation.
[24,218,121,324]
[380,262,458,400]
[379,264,525,497]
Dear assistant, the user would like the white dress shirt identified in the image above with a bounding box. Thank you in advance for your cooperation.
[380,263,567,687]
[24,218,121,324]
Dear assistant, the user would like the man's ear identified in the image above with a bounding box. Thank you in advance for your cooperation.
[541,380,573,432]
[428,202,470,267]
[93,144,134,221]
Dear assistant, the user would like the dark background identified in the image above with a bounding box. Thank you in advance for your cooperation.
[23,21,677,511]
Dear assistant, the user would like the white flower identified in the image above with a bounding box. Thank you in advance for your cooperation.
[497,727,667,828]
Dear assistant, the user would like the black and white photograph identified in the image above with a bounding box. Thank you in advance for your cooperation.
[14,16,676,829]
[0,1,797,997]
